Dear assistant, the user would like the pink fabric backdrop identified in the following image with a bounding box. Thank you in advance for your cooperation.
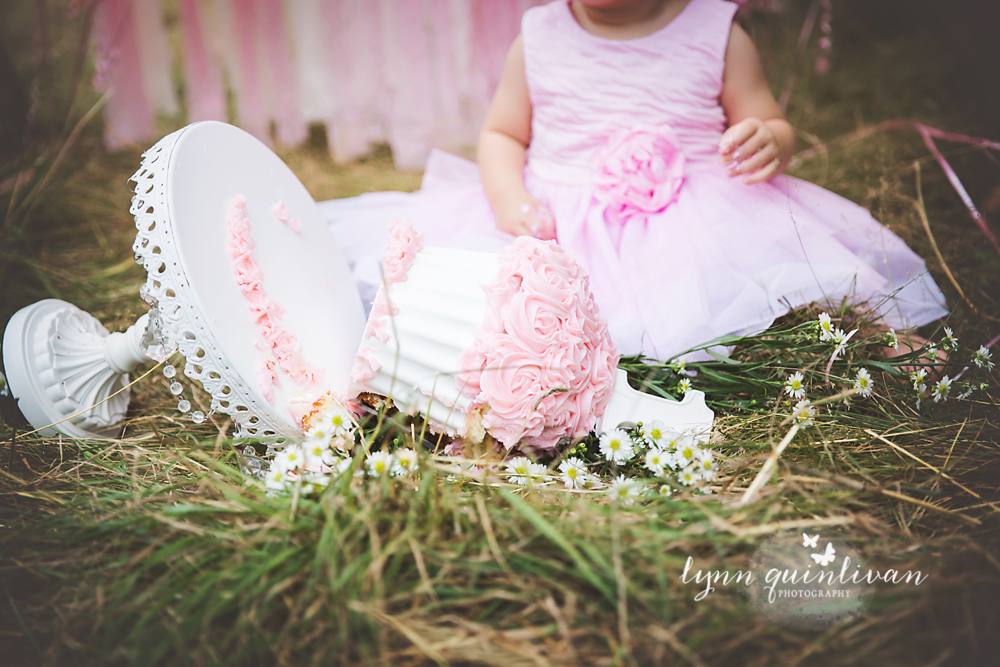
[92,0,549,168]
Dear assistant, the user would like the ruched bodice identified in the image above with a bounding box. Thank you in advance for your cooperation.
[523,0,736,183]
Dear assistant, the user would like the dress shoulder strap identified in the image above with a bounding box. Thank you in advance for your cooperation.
[657,0,739,93]
[520,1,576,103]
[675,0,740,80]
[520,1,565,51]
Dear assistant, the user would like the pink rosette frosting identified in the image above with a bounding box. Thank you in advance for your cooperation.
[458,237,620,451]
[593,124,686,227]
[382,218,425,284]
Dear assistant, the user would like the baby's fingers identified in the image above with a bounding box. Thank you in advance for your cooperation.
[728,128,771,163]
[523,202,556,240]
[729,142,778,177]
[496,213,533,237]
[719,119,759,155]
[742,157,782,184]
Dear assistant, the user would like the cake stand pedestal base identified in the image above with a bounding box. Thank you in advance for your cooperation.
[2,299,150,438]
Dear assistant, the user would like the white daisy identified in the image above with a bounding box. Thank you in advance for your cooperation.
[599,429,635,464]
[302,437,330,467]
[669,360,686,374]
[608,475,641,506]
[505,456,534,486]
[956,385,974,400]
[393,448,418,476]
[366,450,395,477]
[639,420,672,448]
[942,327,958,351]
[973,345,995,371]
[658,484,673,498]
[932,375,952,403]
[661,433,691,469]
[832,328,858,357]
[558,457,588,490]
[303,470,331,489]
[785,371,806,399]
[792,399,815,427]
[327,404,353,435]
[331,456,355,477]
[265,467,289,493]
[678,465,699,487]
[528,461,548,485]
[273,445,304,475]
[673,437,700,469]
[299,477,329,496]
[677,378,692,396]
[305,420,333,444]
[643,447,671,477]
[818,313,834,342]
[696,449,717,482]
[885,329,899,351]
[321,447,341,467]
[910,368,928,391]
[854,368,873,398]
[914,382,928,411]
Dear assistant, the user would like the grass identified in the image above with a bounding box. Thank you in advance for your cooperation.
[2,1,1000,665]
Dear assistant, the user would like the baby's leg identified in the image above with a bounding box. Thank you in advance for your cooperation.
[879,326,948,375]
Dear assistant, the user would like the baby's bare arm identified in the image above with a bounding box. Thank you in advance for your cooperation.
[478,35,547,237]
[719,24,795,184]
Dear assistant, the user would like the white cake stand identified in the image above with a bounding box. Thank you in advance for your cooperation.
[3,122,367,441]
[2,300,149,437]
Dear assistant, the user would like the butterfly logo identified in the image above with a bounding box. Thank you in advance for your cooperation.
[802,533,819,548]
[811,542,836,567]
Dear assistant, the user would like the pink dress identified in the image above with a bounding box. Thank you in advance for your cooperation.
[321,0,947,360]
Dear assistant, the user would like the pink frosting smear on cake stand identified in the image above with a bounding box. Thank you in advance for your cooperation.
[458,237,620,451]
[227,195,325,402]
[272,200,302,233]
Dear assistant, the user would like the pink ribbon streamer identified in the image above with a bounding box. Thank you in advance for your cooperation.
[795,119,1000,258]
[915,124,1000,256]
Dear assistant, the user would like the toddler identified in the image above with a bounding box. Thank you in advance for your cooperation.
[321,0,947,360]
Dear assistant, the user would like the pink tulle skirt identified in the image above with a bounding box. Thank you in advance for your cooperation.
[320,150,948,360]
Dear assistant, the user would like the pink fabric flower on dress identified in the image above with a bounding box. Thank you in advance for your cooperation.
[594,125,686,226]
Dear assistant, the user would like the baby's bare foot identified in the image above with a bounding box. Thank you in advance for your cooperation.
[882,330,948,377]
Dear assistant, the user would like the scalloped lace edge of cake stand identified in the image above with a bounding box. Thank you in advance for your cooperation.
[129,128,294,445]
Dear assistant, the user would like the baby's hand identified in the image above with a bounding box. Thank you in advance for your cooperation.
[719,118,783,184]
[495,193,556,240]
